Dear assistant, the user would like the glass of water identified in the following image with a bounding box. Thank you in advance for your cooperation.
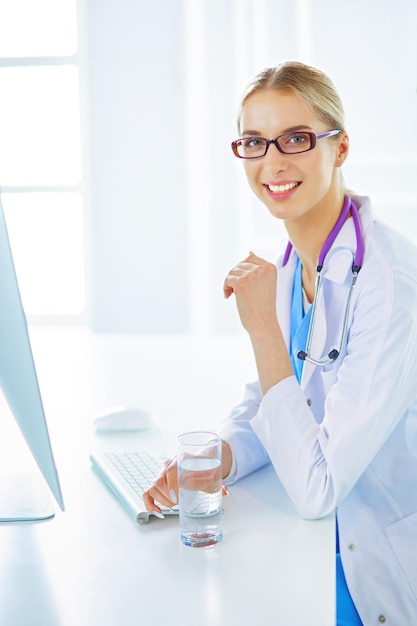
[177,431,223,548]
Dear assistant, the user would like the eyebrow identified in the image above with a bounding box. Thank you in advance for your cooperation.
[241,124,313,137]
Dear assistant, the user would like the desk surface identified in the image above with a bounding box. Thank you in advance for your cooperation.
[0,327,335,626]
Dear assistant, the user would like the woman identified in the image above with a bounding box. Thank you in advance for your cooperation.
[144,61,417,625]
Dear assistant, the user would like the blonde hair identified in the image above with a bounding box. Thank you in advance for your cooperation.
[237,61,345,135]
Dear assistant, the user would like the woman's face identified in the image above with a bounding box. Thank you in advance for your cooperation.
[239,89,348,224]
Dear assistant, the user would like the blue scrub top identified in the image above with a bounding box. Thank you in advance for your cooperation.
[289,257,312,381]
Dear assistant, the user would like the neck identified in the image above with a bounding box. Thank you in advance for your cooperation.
[286,190,347,300]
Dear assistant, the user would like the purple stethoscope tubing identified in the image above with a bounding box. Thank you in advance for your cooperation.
[283,196,364,366]
[282,196,363,270]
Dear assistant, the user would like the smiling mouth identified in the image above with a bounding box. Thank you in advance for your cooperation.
[266,182,300,193]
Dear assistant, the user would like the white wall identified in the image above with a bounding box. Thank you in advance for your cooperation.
[81,0,417,334]
[82,0,188,333]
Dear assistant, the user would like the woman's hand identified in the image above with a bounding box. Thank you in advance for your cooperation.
[224,252,293,395]
[143,457,179,517]
[143,445,231,517]
[223,252,279,337]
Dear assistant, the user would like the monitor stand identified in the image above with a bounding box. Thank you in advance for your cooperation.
[0,473,55,522]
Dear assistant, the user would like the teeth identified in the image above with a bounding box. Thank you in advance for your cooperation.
[268,182,298,193]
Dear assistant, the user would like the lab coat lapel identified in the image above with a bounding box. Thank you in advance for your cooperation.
[276,254,297,351]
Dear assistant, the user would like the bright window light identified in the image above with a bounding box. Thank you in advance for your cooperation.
[0,1,84,319]
[0,66,81,186]
[2,193,85,316]
[0,0,78,57]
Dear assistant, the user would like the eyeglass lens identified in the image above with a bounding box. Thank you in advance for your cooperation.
[235,131,313,158]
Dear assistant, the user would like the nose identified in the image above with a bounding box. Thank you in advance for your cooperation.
[263,141,289,174]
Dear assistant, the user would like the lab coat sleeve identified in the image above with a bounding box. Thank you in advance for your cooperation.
[250,247,417,519]
[217,379,271,484]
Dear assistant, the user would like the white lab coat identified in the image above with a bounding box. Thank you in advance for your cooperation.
[218,195,417,625]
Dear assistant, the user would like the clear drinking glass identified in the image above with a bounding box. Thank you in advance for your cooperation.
[177,431,223,548]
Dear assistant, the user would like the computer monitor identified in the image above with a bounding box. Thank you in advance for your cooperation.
[0,194,64,521]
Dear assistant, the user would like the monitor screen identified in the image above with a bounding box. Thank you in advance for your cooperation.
[0,194,64,521]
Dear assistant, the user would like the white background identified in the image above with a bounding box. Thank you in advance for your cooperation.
[1,0,416,335]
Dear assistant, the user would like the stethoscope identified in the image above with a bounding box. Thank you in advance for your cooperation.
[282,196,364,367]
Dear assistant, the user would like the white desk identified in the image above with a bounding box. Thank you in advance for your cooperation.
[0,327,335,626]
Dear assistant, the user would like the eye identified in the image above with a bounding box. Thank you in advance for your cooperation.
[287,132,309,145]
[243,138,265,149]
[235,137,267,158]
[279,131,313,154]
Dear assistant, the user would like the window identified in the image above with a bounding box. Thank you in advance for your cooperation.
[0,0,85,318]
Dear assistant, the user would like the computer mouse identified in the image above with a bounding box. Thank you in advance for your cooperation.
[93,406,154,432]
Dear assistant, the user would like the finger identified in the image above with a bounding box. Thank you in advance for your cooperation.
[223,263,252,299]
[143,488,164,515]
[164,461,179,505]
[223,262,245,299]
[146,482,176,510]
[143,458,179,512]
[223,282,234,299]
[151,457,179,505]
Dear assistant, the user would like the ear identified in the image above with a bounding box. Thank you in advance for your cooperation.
[335,132,349,167]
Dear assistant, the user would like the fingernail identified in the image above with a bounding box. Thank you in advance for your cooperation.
[222,485,229,496]
[153,511,165,519]
[170,489,178,504]
[248,250,255,256]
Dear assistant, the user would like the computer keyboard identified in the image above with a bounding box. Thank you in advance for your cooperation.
[90,449,179,524]
[104,451,169,501]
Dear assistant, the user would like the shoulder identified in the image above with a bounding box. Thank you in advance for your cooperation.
[354,195,417,286]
